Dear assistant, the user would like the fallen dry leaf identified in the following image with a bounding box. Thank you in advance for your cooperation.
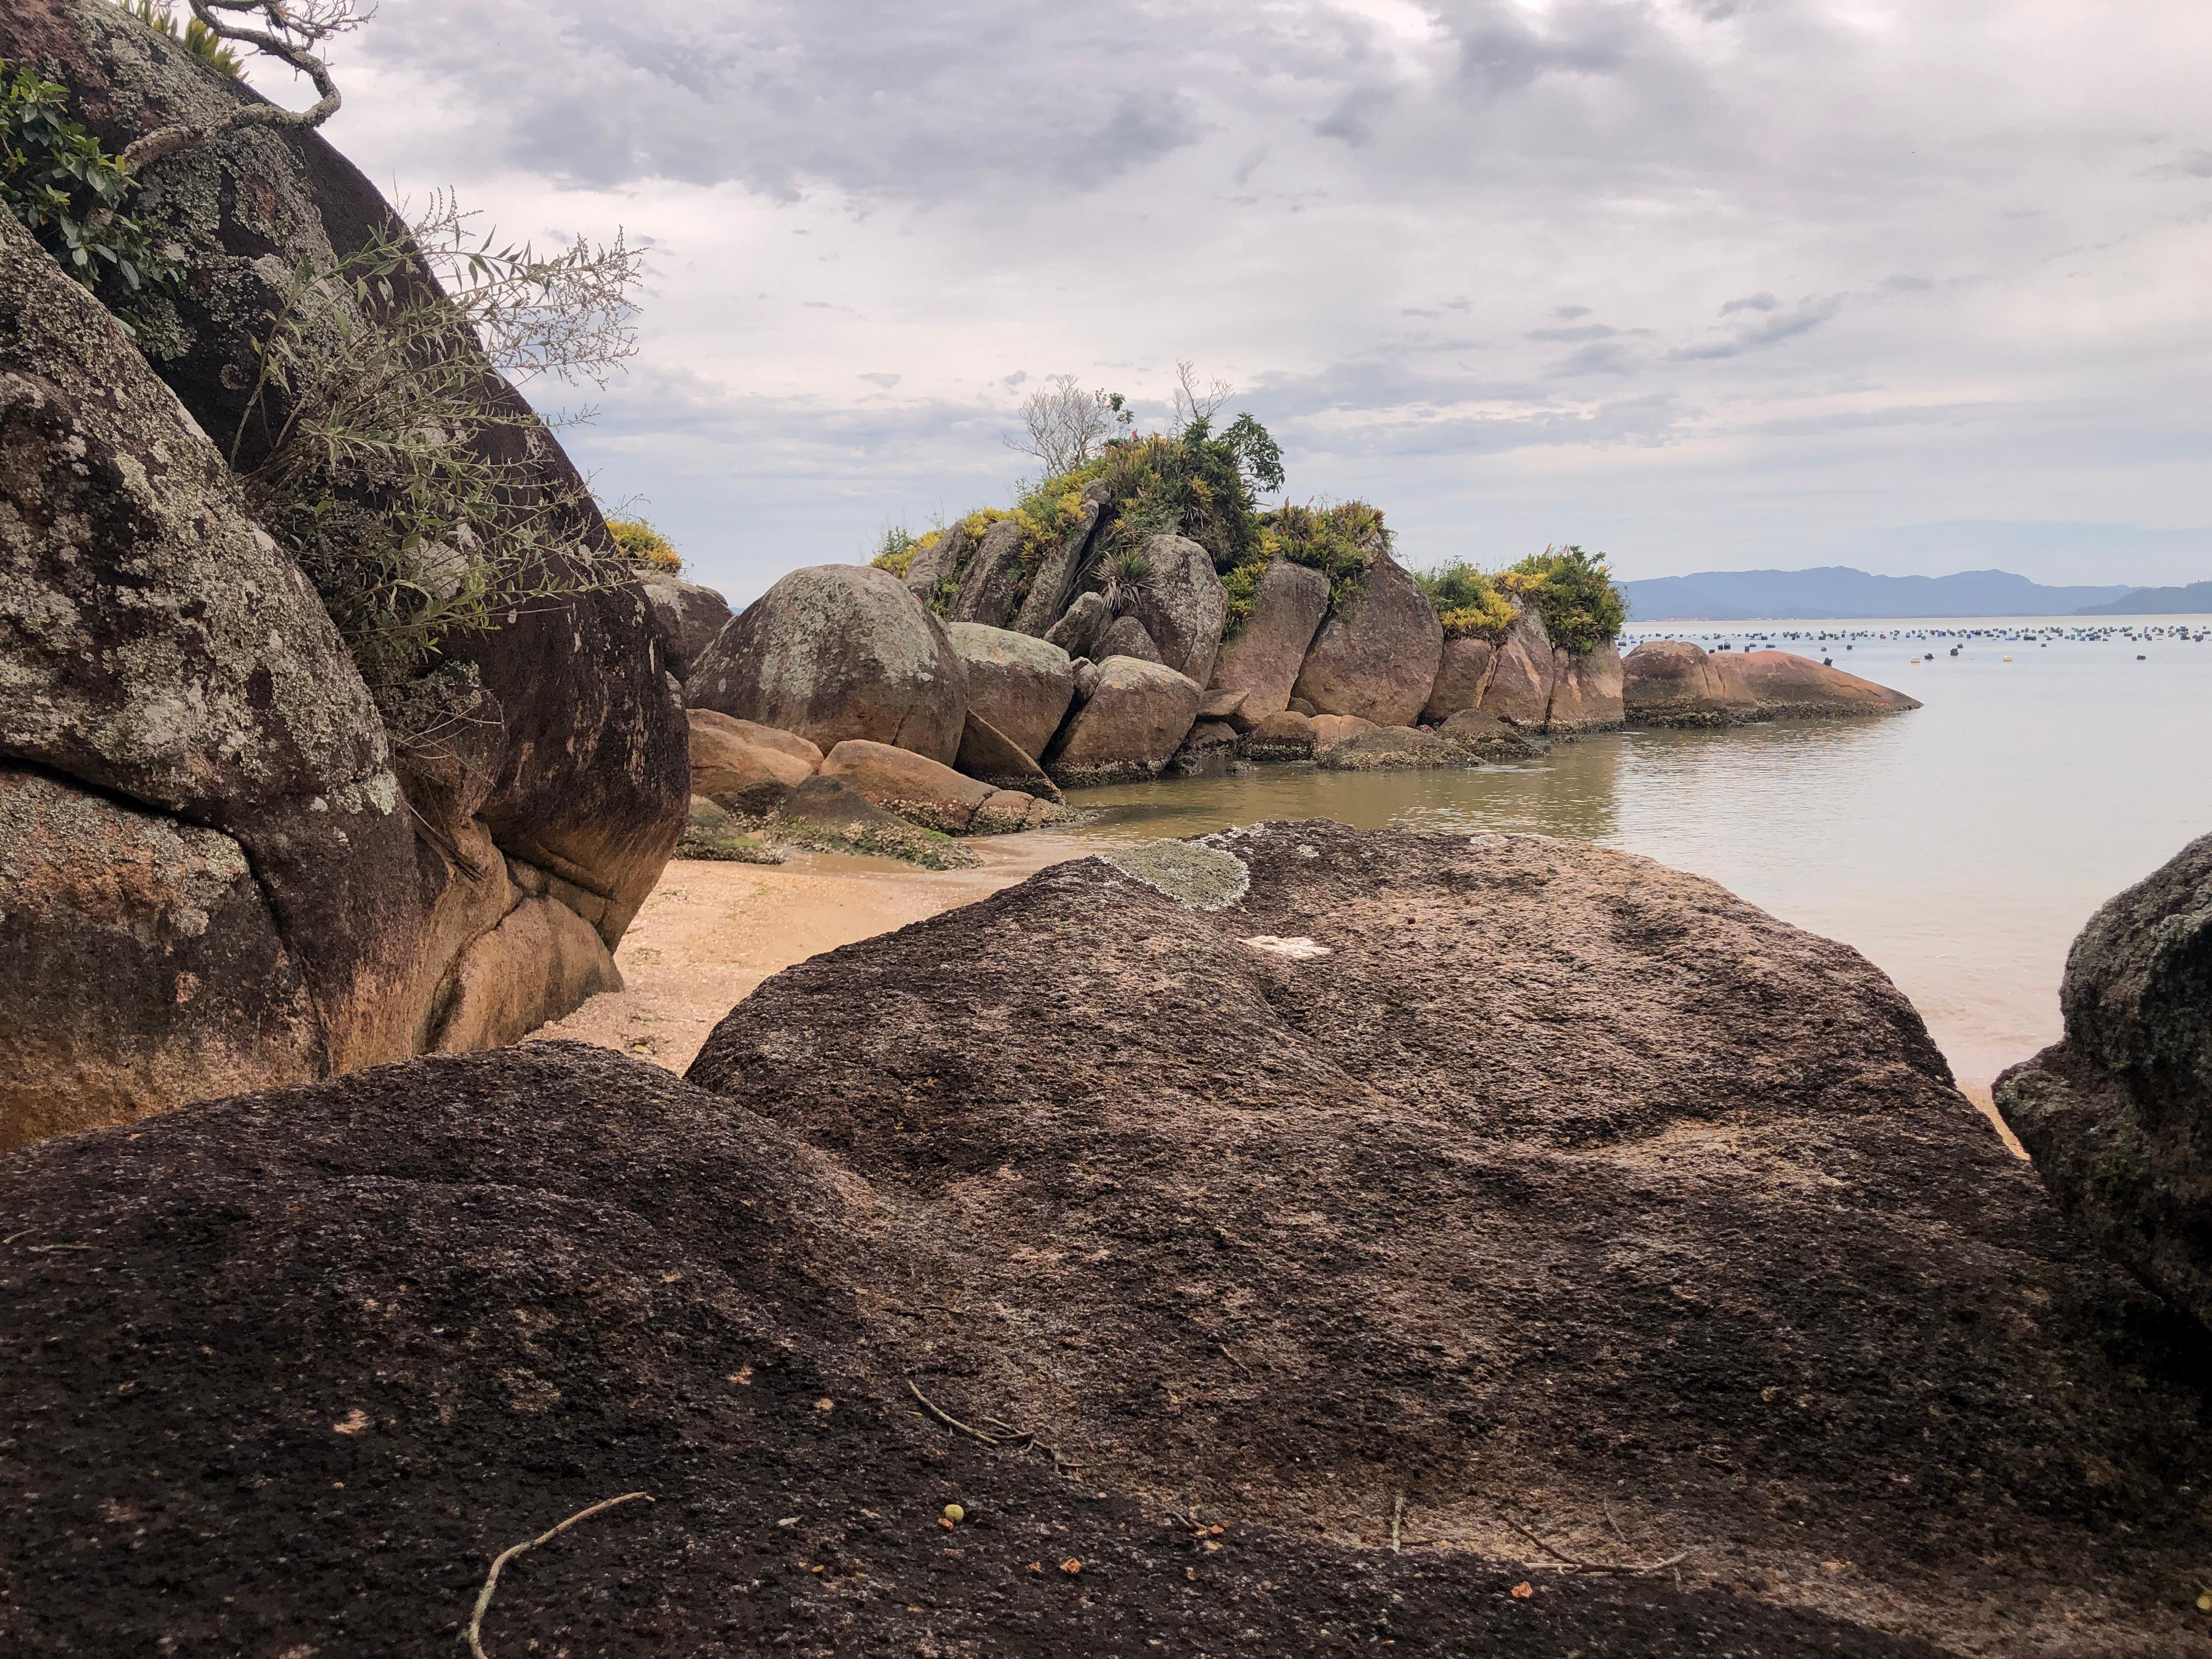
[1510,1581,1534,1600]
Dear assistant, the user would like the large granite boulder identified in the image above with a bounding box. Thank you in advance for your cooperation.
[1289,552,1443,726]
[642,575,733,681]
[0,1040,1951,1657]
[1042,589,1111,661]
[1122,533,1228,687]
[690,565,968,765]
[945,517,1027,628]
[954,712,1065,803]
[1480,605,1557,726]
[1210,557,1330,725]
[680,822,2212,1655]
[901,519,969,601]
[1239,708,1317,761]
[1421,634,1497,721]
[820,739,1000,834]
[1623,641,1918,726]
[943,622,1076,761]
[1997,831,2212,1334]
[1544,641,1626,733]
[1096,613,1166,665]
[1042,656,1202,787]
[0,0,690,947]
[0,208,433,1144]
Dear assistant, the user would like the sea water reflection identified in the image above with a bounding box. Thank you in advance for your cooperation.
[1043,618,2212,1091]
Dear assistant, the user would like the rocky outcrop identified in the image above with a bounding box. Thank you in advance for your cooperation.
[0,1037,1966,1658]
[672,822,2209,1656]
[687,709,819,814]
[690,565,969,766]
[1210,558,1331,726]
[1420,635,1496,721]
[1122,533,1228,687]
[944,517,1026,629]
[766,774,979,868]
[954,712,1065,803]
[1042,656,1202,787]
[1164,719,1239,778]
[1095,613,1165,665]
[1481,606,1558,726]
[1011,482,1111,636]
[1437,707,1542,761]
[675,796,783,864]
[1289,553,1443,726]
[1996,832,2212,1334]
[1042,590,1111,661]
[427,896,621,1053]
[1545,640,1626,733]
[943,622,1075,761]
[901,519,969,602]
[1315,723,1465,770]
[1622,641,1919,726]
[642,576,733,681]
[1239,708,1317,761]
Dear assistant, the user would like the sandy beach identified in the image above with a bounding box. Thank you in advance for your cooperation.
[533,833,1097,1075]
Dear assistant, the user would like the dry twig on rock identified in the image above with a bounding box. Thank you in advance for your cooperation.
[464,1491,651,1659]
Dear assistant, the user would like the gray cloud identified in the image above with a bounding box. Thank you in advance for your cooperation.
[1673,297,1844,360]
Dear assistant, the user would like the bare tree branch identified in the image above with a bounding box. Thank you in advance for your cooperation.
[1003,375,1128,476]
[1171,359,1232,433]
[122,0,368,174]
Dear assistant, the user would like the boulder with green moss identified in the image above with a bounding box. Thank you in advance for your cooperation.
[676,797,786,864]
[1123,532,1228,687]
[766,775,981,868]
[1480,606,1558,726]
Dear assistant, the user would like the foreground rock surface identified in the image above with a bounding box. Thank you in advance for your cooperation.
[690,565,969,765]
[1997,830,2212,1336]
[687,823,2211,1656]
[2,1039,1939,1657]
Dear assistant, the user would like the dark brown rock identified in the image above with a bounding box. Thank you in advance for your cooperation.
[1289,552,1443,726]
[1996,831,2212,1335]
[642,576,733,681]
[1437,707,1542,761]
[0,1039,1938,1657]
[0,0,691,950]
[901,518,969,601]
[1211,557,1330,724]
[1043,589,1111,661]
[685,822,2212,1656]
[1164,719,1240,778]
[1313,723,1465,770]
[1239,708,1317,761]
[943,621,1075,760]
[690,565,969,766]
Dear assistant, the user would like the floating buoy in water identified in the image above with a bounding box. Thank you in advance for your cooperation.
[2002,655,2012,662]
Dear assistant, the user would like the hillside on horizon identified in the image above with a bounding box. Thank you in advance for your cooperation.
[1622,566,2153,621]
[2075,579,2212,616]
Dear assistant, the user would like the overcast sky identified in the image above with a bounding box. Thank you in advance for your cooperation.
[284,0,2209,602]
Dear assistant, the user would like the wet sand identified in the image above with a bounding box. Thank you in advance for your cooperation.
[534,836,1093,1075]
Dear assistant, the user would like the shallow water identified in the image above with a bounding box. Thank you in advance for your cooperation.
[1042,614,2212,1090]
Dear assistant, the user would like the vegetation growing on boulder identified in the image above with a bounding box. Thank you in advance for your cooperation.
[1255,500,1393,616]
[1414,558,1516,640]
[1498,544,1628,652]
[119,0,245,75]
[0,59,180,333]
[607,516,681,573]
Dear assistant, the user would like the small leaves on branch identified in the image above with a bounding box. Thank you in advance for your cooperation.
[121,0,366,175]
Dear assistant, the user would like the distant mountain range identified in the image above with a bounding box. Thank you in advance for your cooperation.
[1618,567,2209,621]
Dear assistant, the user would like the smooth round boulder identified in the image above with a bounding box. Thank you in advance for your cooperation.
[1289,553,1443,726]
[690,566,969,765]
[1043,657,1203,787]
[1726,650,1923,718]
[1211,558,1331,725]
[643,577,735,682]
[1621,638,1742,723]
[1124,533,1228,688]
[820,740,998,834]
[1096,614,1166,666]
[688,709,819,814]
[943,622,1076,761]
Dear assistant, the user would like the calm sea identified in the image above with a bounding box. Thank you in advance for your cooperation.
[1043,616,2212,1093]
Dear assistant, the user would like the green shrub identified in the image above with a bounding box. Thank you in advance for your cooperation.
[868,525,921,578]
[606,516,681,573]
[1415,559,1516,640]
[1260,500,1392,613]
[0,58,181,334]
[1496,544,1626,653]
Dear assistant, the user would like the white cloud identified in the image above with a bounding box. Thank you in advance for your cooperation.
[298,0,2212,600]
